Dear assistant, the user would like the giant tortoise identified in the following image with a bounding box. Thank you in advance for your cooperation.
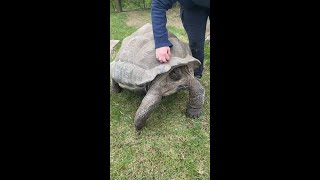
[110,23,205,130]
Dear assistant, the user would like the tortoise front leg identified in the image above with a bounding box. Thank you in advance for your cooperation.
[134,89,162,130]
[187,77,205,118]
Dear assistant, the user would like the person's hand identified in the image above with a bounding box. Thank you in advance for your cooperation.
[156,46,171,63]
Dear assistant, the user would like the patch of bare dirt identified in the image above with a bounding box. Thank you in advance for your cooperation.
[166,8,184,29]
[126,8,184,29]
[126,8,210,36]
[126,11,151,28]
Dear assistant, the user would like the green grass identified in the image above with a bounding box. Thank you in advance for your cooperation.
[110,9,210,179]
[110,13,137,40]
[110,12,137,59]
[167,25,189,43]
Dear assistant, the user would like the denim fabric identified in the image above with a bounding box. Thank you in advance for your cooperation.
[151,0,210,77]
[180,5,210,77]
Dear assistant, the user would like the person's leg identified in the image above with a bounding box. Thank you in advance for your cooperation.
[180,6,210,78]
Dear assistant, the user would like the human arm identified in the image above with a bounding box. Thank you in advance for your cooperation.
[151,0,178,63]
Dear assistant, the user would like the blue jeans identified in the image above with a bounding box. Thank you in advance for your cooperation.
[180,5,210,78]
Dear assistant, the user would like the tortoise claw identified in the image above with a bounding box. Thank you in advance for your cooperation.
[134,119,146,131]
[186,107,202,118]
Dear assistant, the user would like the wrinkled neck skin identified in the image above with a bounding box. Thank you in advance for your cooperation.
[147,64,195,96]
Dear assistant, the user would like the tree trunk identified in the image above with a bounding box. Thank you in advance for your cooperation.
[115,0,122,12]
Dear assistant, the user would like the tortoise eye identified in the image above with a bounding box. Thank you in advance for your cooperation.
[169,68,182,81]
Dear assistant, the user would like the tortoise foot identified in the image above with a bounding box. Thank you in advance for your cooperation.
[134,119,147,131]
[186,107,202,118]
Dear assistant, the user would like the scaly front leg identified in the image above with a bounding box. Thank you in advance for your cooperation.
[187,77,205,118]
[134,88,162,130]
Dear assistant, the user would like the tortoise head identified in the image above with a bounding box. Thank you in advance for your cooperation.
[158,63,196,96]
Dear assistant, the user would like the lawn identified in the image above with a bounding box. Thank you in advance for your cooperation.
[110,8,211,179]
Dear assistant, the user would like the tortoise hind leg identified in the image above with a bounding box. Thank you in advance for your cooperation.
[111,79,122,93]
[134,89,162,130]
